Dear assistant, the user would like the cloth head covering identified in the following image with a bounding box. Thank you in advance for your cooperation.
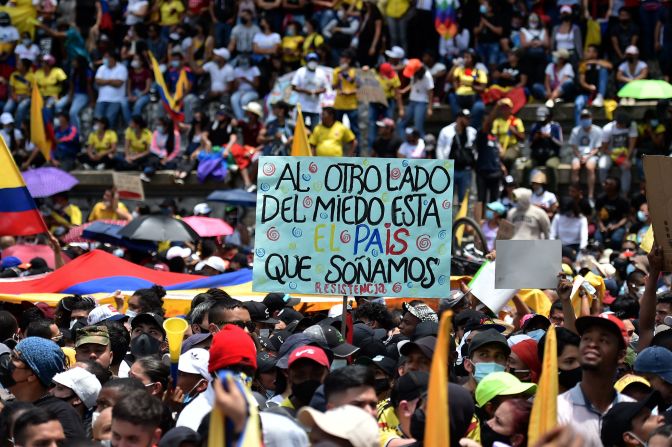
[15,337,66,387]
[510,339,541,383]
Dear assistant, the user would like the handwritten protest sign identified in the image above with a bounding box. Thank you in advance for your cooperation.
[644,155,672,271]
[253,157,455,298]
[112,172,145,200]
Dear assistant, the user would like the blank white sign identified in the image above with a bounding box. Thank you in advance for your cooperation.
[495,240,562,289]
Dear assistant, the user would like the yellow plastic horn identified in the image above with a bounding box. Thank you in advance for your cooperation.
[163,317,189,363]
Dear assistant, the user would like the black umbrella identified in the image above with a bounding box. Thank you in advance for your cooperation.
[83,221,157,252]
[119,215,200,242]
[206,188,257,207]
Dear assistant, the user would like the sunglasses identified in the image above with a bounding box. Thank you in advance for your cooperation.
[214,320,256,332]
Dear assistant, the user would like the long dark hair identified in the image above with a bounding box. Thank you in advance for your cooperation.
[158,116,177,157]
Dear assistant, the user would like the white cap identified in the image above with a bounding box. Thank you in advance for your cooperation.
[507,334,533,348]
[87,304,127,325]
[385,46,405,59]
[52,367,102,409]
[327,303,352,319]
[193,203,212,216]
[625,45,639,55]
[213,48,230,60]
[0,112,13,125]
[195,256,227,273]
[178,348,210,380]
[298,405,379,447]
[243,101,263,118]
[560,5,572,13]
[166,246,192,260]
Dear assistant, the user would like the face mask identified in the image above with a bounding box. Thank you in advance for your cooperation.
[529,20,539,28]
[0,354,16,388]
[650,119,660,128]
[93,124,101,132]
[291,379,321,406]
[340,63,349,70]
[473,362,505,382]
[183,379,205,404]
[286,28,296,36]
[561,14,571,21]
[479,4,488,14]
[375,378,391,394]
[410,407,426,441]
[485,209,495,220]
[527,328,546,342]
[637,210,648,222]
[581,118,592,128]
[307,61,318,71]
[22,38,31,46]
[242,17,251,24]
[626,56,636,63]
[480,421,512,447]
[558,366,582,390]
[53,118,61,127]
[131,60,141,69]
[158,125,166,134]
[552,55,559,64]
[337,10,345,20]
[625,431,647,447]
[634,285,646,298]
[170,60,180,68]
[126,309,137,319]
[303,26,310,34]
[103,58,110,68]
[239,59,250,69]
[130,333,162,357]
[532,186,543,195]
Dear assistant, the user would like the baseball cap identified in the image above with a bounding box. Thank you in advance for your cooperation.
[277,307,304,325]
[601,392,661,447]
[166,246,192,260]
[131,313,166,337]
[385,45,405,59]
[379,62,395,79]
[298,405,379,447]
[391,371,429,405]
[276,333,314,369]
[213,48,230,60]
[193,203,212,216]
[576,313,627,349]
[402,303,438,323]
[1,256,21,269]
[52,367,101,409]
[457,109,471,118]
[304,324,358,357]
[580,109,592,118]
[520,313,551,331]
[536,106,550,119]
[486,201,507,216]
[257,351,278,373]
[178,348,210,380]
[181,332,212,354]
[402,58,422,79]
[625,45,639,55]
[0,112,13,125]
[468,329,511,357]
[208,325,257,373]
[475,371,536,407]
[614,374,652,393]
[87,305,128,326]
[400,336,437,359]
[498,98,514,108]
[634,346,672,384]
[288,345,330,368]
[195,256,227,273]
[75,326,110,348]
[306,52,319,62]
[263,293,301,312]
[243,301,279,324]
[376,117,395,128]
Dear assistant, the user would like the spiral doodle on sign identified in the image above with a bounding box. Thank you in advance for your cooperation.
[406,282,413,288]
[292,227,303,237]
[309,162,318,173]
[340,230,351,243]
[266,227,280,241]
[289,242,297,249]
[255,248,266,258]
[301,174,311,182]
[416,235,431,251]
[390,168,401,179]
[303,196,313,208]
[438,275,447,285]
[371,249,379,257]
[289,282,297,289]
[392,283,402,293]
[442,200,451,209]
[260,183,270,192]
[438,230,447,240]
[262,163,275,176]
[402,160,409,167]
[320,212,329,219]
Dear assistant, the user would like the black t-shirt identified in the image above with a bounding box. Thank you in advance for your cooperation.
[595,195,630,225]
[34,394,87,441]
[610,22,639,53]
[372,136,402,158]
[495,62,522,88]
[478,13,503,44]
[208,121,233,147]
[475,131,500,174]
[581,62,601,92]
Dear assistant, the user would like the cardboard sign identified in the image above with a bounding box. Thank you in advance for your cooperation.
[469,261,518,314]
[112,172,145,200]
[644,156,672,270]
[495,240,562,289]
[357,69,388,105]
[252,156,455,298]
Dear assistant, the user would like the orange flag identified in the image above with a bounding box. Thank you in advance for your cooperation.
[425,310,452,447]
[291,103,311,157]
[528,324,558,445]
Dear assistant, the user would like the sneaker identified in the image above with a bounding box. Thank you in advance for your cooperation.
[246,184,257,193]
[230,164,239,173]
[95,163,105,171]
[588,197,595,208]
[174,178,184,185]
[139,173,150,182]
[545,99,555,108]
[592,94,604,107]
[82,163,92,170]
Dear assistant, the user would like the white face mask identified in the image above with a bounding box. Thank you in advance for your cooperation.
[125,309,137,319]
[307,61,318,71]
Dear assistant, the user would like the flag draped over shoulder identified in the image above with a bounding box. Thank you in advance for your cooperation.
[30,81,51,161]
[0,136,49,236]
[208,375,262,447]
[291,104,311,156]
[148,52,188,122]
[528,324,558,445]
[425,310,452,447]
[435,0,458,38]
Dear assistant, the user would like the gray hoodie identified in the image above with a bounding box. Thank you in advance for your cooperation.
[507,188,550,240]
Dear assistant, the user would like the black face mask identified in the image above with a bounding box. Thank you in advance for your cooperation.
[291,380,321,406]
[0,354,15,388]
[130,333,161,357]
[558,366,582,390]
[375,378,391,394]
[409,407,425,441]
[480,420,512,447]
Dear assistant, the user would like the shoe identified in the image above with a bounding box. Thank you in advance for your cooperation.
[545,99,555,108]
[82,163,92,170]
[592,94,604,107]
[174,178,184,185]
[230,164,239,173]
[246,184,257,193]
[139,173,150,182]
[95,163,105,171]
[588,197,595,208]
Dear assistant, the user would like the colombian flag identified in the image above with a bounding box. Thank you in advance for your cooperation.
[0,135,49,236]
[435,0,458,38]
[148,52,189,122]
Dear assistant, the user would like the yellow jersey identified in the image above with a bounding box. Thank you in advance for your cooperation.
[124,127,152,155]
[34,67,67,98]
[377,398,404,447]
[87,130,118,154]
[332,67,358,110]
[9,71,33,97]
[88,201,129,222]
[308,121,355,157]
[453,66,487,96]
[492,116,525,149]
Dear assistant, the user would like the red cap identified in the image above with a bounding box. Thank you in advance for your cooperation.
[379,62,395,79]
[402,59,422,79]
[288,346,330,368]
[208,325,257,373]
[599,313,628,343]
[35,302,56,320]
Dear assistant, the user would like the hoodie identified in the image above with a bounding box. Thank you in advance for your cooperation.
[507,188,550,240]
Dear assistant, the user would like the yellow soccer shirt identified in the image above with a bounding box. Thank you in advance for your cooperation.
[88,201,129,222]
[87,130,118,154]
[377,73,401,99]
[308,121,355,157]
[492,116,525,149]
[124,127,152,155]
[333,67,358,111]
[453,66,488,96]
[9,71,33,97]
[160,0,185,26]
[377,398,404,447]
[34,67,67,98]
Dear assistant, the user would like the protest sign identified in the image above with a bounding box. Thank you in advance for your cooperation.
[643,155,672,270]
[252,156,455,298]
[112,172,145,200]
[356,69,387,105]
[495,240,561,289]
[469,261,518,314]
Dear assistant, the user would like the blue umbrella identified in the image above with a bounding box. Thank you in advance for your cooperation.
[206,188,258,207]
[83,221,157,252]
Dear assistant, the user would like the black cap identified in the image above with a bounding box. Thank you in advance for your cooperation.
[400,336,437,359]
[521,314,551,332]
[131,313,166,337]
[601,391,660,446]
[468,329,510,357]
[391,371,429,406]
[181,332,212,354]
[357,354,397,378]
[263,293,301,313]
[458,109,471,117]
[257,351,278,373]
[304,324,359,357]
[277,308,304,325]
[243,301,279,324]
[413,321,439,339]
[454,310,486,329]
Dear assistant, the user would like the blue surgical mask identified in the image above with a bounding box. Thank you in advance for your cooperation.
[485,209,495,220]
[650,119,660,128]
[473,362,505,382]
[170,60,180,68]
[183,379,205,404]
[527,328,546,342]
[480,4,488,14]
[580,118,592,128]
[102,58,110,68]
[637,210,648,223]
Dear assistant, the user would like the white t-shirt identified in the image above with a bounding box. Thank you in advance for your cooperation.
[398,139,426,158]
[569,124,603,157]
[95,62,128,103]
[545,62,574,89]
[252,32,281,51]
[291,66,330,114]
[125,0,149,25]
[234,66,261,92]
[602,121,637,151]
[203,61,235,93]
[0,25,19,44]
[14,42,39,62]
[530,189,557,210]
[409,70,434,103]
[617,60,647,80]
